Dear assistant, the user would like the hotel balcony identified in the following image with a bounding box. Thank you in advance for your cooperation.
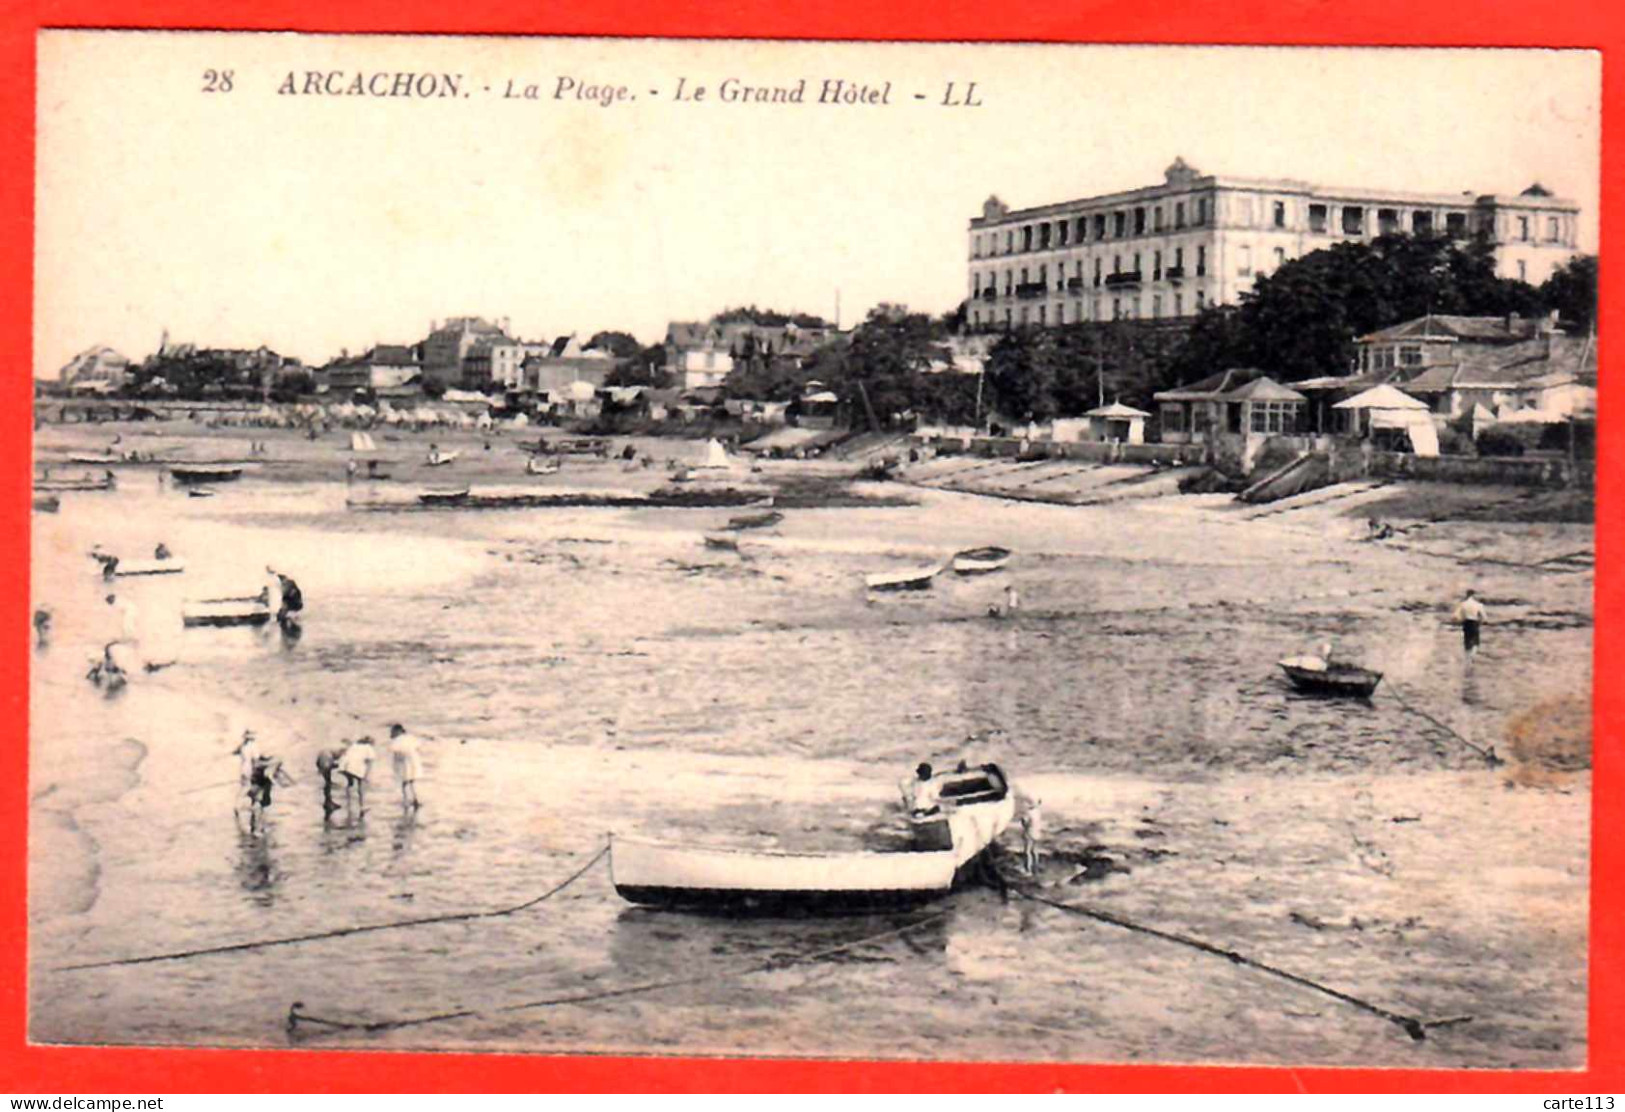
[1164,266,1185,282]
[980,288,997,302]
[1015,282,1047,300]
[1066,276,1085,292]
[1104,271,1142,288]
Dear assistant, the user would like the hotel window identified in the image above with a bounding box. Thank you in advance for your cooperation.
[1134,208,1147,235]
[1174,293,1184,316]
[1020,267,1029,285]
[1196,198,1209,225]
[1004,270,1013,294]
[1174,246,1184,269]
[1132,252,1141,275]
[1378,208,1400,235]
[1273,200,1286,228]
[1152,294,1163,319]
[1005,230,1014,252]
[1413,210,1433,235]
[1308,204,1328,233]
[1114,212,1127,237]
[1400,345,1422,367]
[1092,295,1102,319]
[1004,308,1012,326]
[1037,264,1046,286]
[1273,246,1286,270]
[1112,297,1121,320]
[1023,226,1034,251]
[1153,250,1162,280]
[1094,258,1103,286]
[1196,289,1206,309]
[1074,300,1083,321]
[1019,307,1028,326]
[1238,245,1252,276]
[1547,216,1561,242]
[1196,245,1207,276]
[1039,223,1052,249]
[1518,216,1530,241]
[1113,254,1122,276]
[1057,221,1069,247]
[1341,206,1364,235]
[1038,305,1046,325]
[973,273,981,295]
[1093,214,1106,239]
[1154,207,1165,232]
[1446,212,1467,237]
[1518,260,1527,282]
[1077,216,1088,242]
[1175,202,1187,229]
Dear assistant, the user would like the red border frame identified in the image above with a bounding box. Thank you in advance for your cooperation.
[2,0,1618,1093]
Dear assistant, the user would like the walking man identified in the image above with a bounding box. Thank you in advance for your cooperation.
[1453,588,1488,657]
[389,723,424,810]
[339,735,378,813]
[315,739,351,814]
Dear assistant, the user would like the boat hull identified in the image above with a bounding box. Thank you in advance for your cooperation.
[952,547,1012,575]
[170,467,242,485]
[610,837,958,914]
[1279,661,1383,698]
[865,567,938,591]
[727,511,783,530]
[183,602,272,628]
[113,560,186,577]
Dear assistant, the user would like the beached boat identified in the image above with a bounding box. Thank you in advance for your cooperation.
[952,546,1013,575]
[703,533,740,551]
[111,558,186,577]
[610,762,1016,913]
[865,564,940,592]
[1278,655,1384,698]
[170,465,243,485]
[32,495,59,513]
[727,510,784,531]
[526,457,561,476]
[182,600,272,628]
[425,451,460,467]
[188,488,216,498]
[34,475,115,492]
[555,437,611,456]
[418,487,471,505]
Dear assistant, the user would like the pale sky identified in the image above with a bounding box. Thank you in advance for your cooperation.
[35,34,1600,376]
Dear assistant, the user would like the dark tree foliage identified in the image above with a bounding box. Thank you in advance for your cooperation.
[787,305,981,426]
[987,323,1186,420]
[269,370,315,403]
[1167,233,1546,386]
[605,344,673,388]
[712,305,832,328]
[1539,255,1598,334]
[584,331,642,359]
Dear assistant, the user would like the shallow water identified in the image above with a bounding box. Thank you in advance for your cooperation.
[28,467,1591,1067]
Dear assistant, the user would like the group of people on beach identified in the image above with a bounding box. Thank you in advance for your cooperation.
[232,722,424,833]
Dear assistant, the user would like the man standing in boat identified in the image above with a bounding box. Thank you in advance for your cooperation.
[901,762,941,816]
[1453,588,1487,657]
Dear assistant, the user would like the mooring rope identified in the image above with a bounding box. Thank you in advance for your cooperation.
[1013,889,1458,1042]
[56,842,612,973]
[287,908,950,1039]
[1384,683,1501,766]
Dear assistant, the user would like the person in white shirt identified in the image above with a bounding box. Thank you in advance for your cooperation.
[388,723,423,811]
[1020,798,1044,877]
[1453,589,1488,655]
[339,736,379,813]
[900,762,941,816]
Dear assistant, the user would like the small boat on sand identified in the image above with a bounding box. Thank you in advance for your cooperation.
[112,558,186,577]
[703,534,741,551]
[170,465,243,485]
[425,450,460,467]
[610,762,1015,913]
[183,599,272,628]
[526,457,561,476]
[1278,655,1384,698]
[35,475,115,492]
[188,488,216,498]
[32,495,59,513]
[727,510,783,531]
[865,564,940,592]
[952,546,1013,575]
[418,487,471,505]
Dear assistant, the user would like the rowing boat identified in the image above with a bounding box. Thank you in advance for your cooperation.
[952,546,1013,575]
[864,564,940,591]
[611,762,1016,914]
[727,510,783,531]
[1278,655,1383,698]
[418,487,471,505]
[170,465,243,485]
[425,451,460,467]
[703,534,740,551]
[34,476,115,492]
[182,600,272,628]
[112,558,186,577]
[32,495,59,513]
[187,488,216,498]
[526,457,561,476]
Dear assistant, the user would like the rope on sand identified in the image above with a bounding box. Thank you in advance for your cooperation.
[1013,889,1462,1042]
[286,908,950,1039]
[1385,683,1502,766]
[56,843,612,973]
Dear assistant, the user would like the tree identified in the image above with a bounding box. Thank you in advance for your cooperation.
[269,370,315,404]
[605,344,673,389]
[1540,255,1597,334]
[585,331,642,359]
[420,377,446,399]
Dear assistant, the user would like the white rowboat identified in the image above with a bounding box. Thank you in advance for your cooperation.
[864,564,941,592]
[951,546,1013,575]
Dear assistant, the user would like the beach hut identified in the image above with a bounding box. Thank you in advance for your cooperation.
[1333,384,1438,456]
[697,438,733,469]
[1082,402,1152,444]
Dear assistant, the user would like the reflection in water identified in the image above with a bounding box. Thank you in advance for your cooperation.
[390,809,419,855]
[235,828,281,907]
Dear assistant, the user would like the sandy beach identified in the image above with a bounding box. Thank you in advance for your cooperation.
[28,418,1591,1067]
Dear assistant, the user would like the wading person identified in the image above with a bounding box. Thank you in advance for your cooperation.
[267,566,304,627]
[388,723,423,810]
[1019,798,1044,878]
[316,740,351,814]
[339,735,378,813]
[1453,588,1487,656]
[245,750,295,834]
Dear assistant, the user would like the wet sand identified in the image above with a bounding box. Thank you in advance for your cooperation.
[28,420,1591,1067]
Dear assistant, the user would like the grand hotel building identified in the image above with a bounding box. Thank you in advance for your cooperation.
[966,158,1581,330]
